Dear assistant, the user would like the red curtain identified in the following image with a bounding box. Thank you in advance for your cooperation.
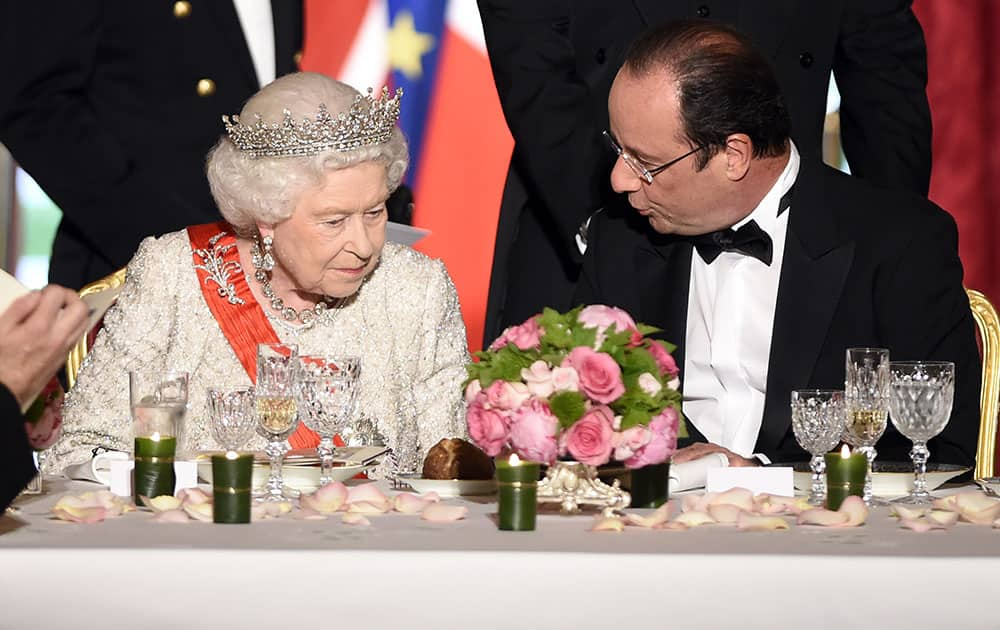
[913,0,1000,303]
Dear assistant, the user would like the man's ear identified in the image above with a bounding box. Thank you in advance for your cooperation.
[723,133,753,182]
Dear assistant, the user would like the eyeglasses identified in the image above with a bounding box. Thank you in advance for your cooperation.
[603,130,704,184]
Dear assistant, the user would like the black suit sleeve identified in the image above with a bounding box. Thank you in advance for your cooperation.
[0,386,37,512]
[477,0,608,261]
[0,3,210,270]
[876,206,981,467]
[834,0,932,196]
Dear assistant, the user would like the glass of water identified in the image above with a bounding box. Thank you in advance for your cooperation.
[296,356,361,485]
[791,389,846,505]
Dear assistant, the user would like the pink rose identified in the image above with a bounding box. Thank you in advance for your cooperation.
[562,405,614,466]
[647,340,680,377]
[508,399,559,464]
[650,407,681,447]
[578,305,638,334]
[466,398,510,456]
[564,347,625,404]
[622,408,680,468]
[464,380,483,404]
[613,425,651,462]
[488,316,543,351]
[484,380,531,411]
[637,372,662,396]
[521,360,555,398]
[550,366,580,393]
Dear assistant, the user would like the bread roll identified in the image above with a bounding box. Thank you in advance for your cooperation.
[422,438,494,480]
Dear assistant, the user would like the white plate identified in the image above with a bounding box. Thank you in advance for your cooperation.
[396,475,496,497]
[790,462,969,497]
[197,457,368,493]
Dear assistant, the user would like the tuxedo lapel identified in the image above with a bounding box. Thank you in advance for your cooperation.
[271,0,301,76]
[204,1,259,88]
[736,0,799,59]
[755,165,854,455]
[636,237,692,378]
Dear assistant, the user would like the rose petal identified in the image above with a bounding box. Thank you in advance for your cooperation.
[421,503,468,523]
[150,509,191,523]
[838,496,869,527]
[955,491,1000,513]
[932,495,959,511]
[348,500,391,515]
[625,502,671,528]
[654,520,689,531]
[347,483,390,507]
[899,518,934,533]
[393,492,431,514]
[672,511,716,527]
[682,493,717,513]
[144,495,182,512]
[253,500,294,521]
[590,516,625,532]
[301,483,349,514]
[183,502,213,522]
[753,494,799,515]
[294,508,328,520]
[342,513,372,526]
[960,504,1000,525]
[890,505,928,520]
[711,488,754,512]
[993,517,1000,529]
[420,491,441,503]
[736,513,790,531]
[176,488,212,506]
[797,509,849,527]
[927,510,959,528]
[708,504,744,524]
[52,506,109,523]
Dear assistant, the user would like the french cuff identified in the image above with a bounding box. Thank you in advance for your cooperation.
[752,453,772,466]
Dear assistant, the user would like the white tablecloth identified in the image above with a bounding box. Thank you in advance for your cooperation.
[1,479,996,629]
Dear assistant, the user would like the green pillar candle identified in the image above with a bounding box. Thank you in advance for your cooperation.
[825,446,866,510]
[495,454,540,531]
[629,462,670,509]
[212,451,253,524]
[133,434,177,503]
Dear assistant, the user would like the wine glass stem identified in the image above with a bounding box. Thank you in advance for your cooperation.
[265,439,287,501]
[858,445,877,505]
[809,453,826,505]
[317,436,335,486]
[911,441,930,499]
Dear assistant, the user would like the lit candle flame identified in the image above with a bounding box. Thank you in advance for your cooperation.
[509,453,521,466]
[151,432,161,442]
[841,444,851,458]
[225,450,239,460]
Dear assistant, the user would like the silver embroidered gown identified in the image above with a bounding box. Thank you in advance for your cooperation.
[48,227,470,478]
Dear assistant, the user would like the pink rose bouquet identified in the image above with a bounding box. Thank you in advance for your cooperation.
[466,305,686,468]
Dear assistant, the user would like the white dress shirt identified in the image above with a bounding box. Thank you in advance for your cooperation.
[682,143,801,458]
[233,0,276,88]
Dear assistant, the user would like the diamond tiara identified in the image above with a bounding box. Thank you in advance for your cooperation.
[222,86,403,159]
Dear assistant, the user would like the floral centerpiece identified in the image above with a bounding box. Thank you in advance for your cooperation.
[465,305,686,474]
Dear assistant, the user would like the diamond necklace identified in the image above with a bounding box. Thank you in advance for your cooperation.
[250,236,342,327]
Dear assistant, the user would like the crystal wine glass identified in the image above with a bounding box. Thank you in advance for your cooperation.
[255,343,300,501]
[843,347,890,505]
[791,389,846,505]
[207,387,257,453]
[887,361,955,504]
[296,355,361,486]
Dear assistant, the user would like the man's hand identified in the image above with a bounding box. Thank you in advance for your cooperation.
[0,286,89,408]
[672,442,759,467]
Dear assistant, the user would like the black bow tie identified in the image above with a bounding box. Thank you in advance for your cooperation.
[688,185,794,266]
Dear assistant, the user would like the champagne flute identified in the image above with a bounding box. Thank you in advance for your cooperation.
[255,343,300,501]
[887,361,955,504]
[844,347,890,505]
[296,355,361,485]
[791,390,846,505]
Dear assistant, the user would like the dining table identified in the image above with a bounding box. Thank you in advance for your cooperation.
[1,477,998,630]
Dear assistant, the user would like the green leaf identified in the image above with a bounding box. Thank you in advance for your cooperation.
[619,407,652,430]
[548,391,586,429]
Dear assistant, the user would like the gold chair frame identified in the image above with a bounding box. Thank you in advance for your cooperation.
[65,268,127,389]
[969,288,1000,480]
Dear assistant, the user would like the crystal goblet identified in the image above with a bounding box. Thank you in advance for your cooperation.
[844,347,890,505]
[254,343,300,501]
[207,387,257,452]
[791,389,846,505]
[296,355,361,486]
[887,361,955,504]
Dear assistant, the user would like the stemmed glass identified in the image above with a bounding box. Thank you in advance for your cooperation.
[791,389,846,505]
[254,343,300,501]
[296,355,361,485]
[887,361,955,504]
[843,347,890,505]
[207,388,257,453]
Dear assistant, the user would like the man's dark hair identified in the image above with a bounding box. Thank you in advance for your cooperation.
[622,19,791,169]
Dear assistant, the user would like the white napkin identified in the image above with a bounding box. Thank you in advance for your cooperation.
[668,452,729,493]
[63,450,130,486]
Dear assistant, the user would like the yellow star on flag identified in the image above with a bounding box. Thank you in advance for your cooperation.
[387,10,436,80]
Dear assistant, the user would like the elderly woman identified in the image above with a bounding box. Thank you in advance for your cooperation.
[48,72,470,475]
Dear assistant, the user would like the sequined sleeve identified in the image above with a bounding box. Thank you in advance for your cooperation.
[47,234,185,472]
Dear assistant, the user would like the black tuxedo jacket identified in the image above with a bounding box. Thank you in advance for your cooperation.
[479,0,932,346]
[575,160,981,467]
[0,1,302,288]
[1,386,37,512]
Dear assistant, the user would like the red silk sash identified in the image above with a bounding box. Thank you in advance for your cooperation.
[187,222,322,449]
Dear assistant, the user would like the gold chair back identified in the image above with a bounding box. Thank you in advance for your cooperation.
[65,268,127,389]
[968,288,1000,479]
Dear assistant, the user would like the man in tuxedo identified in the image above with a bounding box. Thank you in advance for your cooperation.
[479,0,932,349]
[576,20,980,467]
[0,1,303,289]
[0,287,88,511]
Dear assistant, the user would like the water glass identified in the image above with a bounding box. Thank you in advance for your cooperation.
[255,343,299,501]
[129,370,189,450]
[844,347,890,504]
[887,361,955,504]
[297,356,361,485]
[791,389,846,505]
[389,389,421,486]
[207,388,257,452]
